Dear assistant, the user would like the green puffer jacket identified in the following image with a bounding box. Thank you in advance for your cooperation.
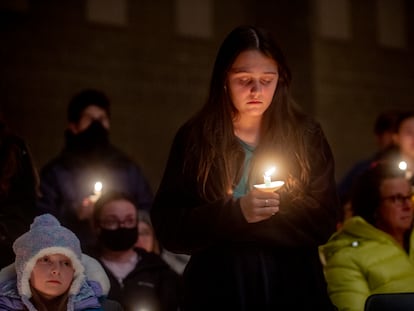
[319,216,414,311]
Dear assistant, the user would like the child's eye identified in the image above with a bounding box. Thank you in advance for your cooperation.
[261,79,272,84]
[39,257,50,264]
[63,261,72,267]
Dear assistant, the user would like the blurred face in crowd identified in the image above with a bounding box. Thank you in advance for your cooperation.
[30,254,74,299]
[227,50,278,119]
[135,220,156,253]
[69,105,110,134]
[376,177,413,237]
[97,198,139,252]
[376,131,394,150]
[394,117,414,161]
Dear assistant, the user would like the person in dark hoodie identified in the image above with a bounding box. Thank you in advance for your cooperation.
[36,89,153,250]
[89,191,183,311]
[0,121,39,269]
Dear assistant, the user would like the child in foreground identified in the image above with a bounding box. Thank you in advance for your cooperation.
[0,213,117,311]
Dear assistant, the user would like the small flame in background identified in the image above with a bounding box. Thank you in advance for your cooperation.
[94,181,103,194]
[399,161,407,171]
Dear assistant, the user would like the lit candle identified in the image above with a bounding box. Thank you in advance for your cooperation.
[90,181,103,203]
[94,181,103,196]
[399,161,407,171]
[398,160,413,180]
[254,166,284,192]
[264,167,276,187]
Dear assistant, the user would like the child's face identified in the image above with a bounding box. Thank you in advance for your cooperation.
[30,254,75,299]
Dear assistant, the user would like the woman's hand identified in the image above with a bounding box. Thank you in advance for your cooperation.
[240,189,280,223]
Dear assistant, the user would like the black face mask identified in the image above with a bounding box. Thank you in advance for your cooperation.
[67,120,109,152]
[98,227,138,251]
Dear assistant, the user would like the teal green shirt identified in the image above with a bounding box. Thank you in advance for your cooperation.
[233,139,255,198]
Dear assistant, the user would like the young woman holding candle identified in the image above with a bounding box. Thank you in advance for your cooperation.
[151,25,338,310]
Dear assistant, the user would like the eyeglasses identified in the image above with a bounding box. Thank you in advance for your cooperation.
[100,218,137,230]
[381,194,413,205]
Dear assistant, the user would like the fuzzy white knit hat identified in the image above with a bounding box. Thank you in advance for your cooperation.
[12,214,85,298]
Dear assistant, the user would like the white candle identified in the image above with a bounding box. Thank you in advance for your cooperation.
[264,167,276,187]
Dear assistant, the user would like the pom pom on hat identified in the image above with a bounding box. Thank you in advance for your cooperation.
[13,214,85,298]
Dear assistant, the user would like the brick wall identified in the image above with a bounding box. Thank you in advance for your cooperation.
[1,0,413,191]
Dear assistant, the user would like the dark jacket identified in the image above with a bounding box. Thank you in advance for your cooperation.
[37,137,153,249]
[98,248,182,311]
[151,120,339,311]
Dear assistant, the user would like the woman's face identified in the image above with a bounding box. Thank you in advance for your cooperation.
[377,177,413,235]
[227,50,279,119]
[30,254,75,300]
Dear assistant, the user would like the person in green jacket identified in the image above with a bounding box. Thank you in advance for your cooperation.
[319,162,414,311]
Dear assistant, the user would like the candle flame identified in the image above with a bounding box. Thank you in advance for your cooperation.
[94,181,103,193]
[399,161,407,171]
[264,166,276,177]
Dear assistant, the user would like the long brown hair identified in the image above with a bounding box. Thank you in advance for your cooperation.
[184,25,312,201]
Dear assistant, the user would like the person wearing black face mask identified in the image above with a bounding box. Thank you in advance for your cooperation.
[36,89,154,251]
[66,119,110,155]
[89,191,183,311]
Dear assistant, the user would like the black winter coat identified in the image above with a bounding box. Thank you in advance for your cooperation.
[151,120,339,311]
[99,248,183,311]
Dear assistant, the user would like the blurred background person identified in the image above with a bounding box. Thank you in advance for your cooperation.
[136,210,190,275]
[391,110,414,183]
[320,162,414,311]
[90,191,182,311]
[336,110,414,230]
[337,110,400,212]
[36,88,153,250]
[0,121,39,269]
[135,210,161,254]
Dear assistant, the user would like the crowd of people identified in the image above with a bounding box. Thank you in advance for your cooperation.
[1,24,414,311]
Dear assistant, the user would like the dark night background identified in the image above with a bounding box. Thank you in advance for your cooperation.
[1,0,414,192]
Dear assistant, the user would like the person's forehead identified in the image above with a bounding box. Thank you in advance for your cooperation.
[230,50,278,73]
[81,105,108,118]
[101,199,137,217]
[399,117,414,129]
[380,177,410,193]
